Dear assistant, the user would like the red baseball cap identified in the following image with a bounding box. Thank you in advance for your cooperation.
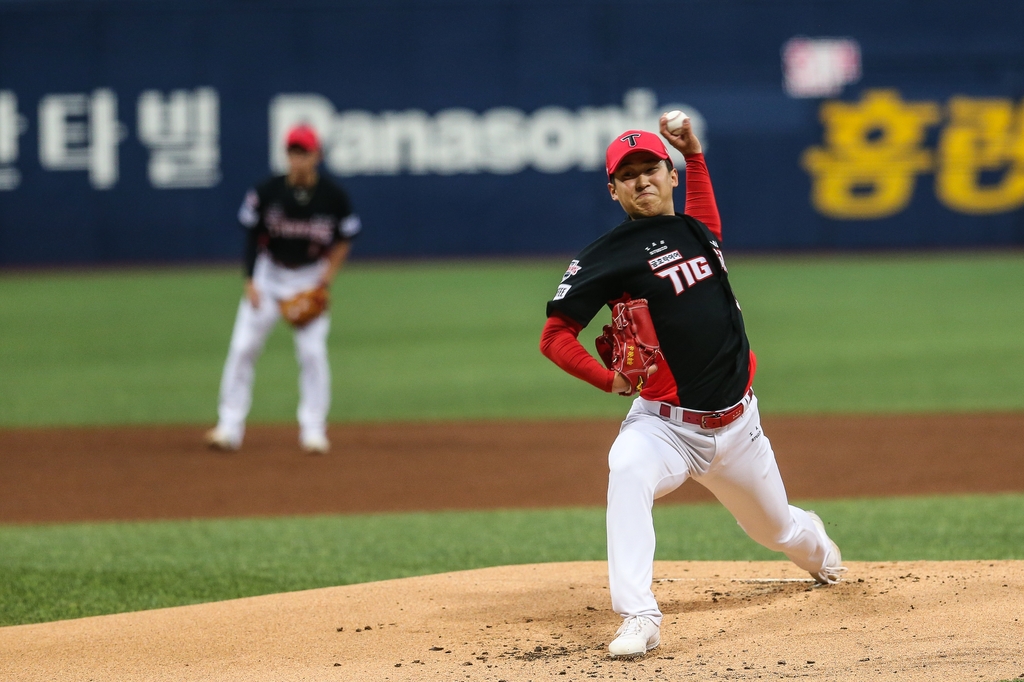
[285,124,320,152]
[605,130,669,177]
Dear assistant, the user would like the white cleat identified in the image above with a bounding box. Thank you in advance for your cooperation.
[204,427,240,451]
[608,615,660,658]
[808,510,848,585]
[301,434,330,454]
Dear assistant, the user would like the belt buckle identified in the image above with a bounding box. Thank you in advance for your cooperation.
[700,413,722,429]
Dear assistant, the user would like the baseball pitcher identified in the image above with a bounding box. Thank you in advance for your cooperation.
[540,114,846,657]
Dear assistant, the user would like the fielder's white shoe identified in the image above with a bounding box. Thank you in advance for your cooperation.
[808,510,848,585]
[204,427,240,451]
[608,615,660,658]
[300,434,330,454]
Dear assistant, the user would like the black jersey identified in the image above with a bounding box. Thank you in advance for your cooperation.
[546,213,750,411]
[239,175,361,277]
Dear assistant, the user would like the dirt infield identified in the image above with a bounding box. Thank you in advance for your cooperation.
[3,412,1024,523]
[2,414,1024,681]
[2,561,1022,681]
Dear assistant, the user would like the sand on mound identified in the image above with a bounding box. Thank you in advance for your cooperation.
[1,561,1021,682]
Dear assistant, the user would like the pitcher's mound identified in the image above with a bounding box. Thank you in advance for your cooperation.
[2,561,1022,681]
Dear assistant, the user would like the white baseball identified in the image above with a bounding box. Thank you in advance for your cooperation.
[664,110,688,134]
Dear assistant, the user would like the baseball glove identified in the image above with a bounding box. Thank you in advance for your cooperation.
[595,297,662,396]
[278,286,329,327]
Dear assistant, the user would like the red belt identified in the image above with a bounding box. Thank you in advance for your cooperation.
[658,388,753,429]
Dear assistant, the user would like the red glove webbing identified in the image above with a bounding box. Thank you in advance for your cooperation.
[683,153,722,241]
[539,314,616,393]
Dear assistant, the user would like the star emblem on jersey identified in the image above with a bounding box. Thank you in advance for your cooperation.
[645,240,668,256]
[561,260,582,281]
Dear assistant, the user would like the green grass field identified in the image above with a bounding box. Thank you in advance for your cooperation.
[1,253,1022,627]
[1,252,1023,426]
[3,494,1022,627]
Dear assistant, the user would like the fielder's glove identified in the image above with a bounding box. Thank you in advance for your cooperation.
[595,297,662,396]
[278,286,329,327]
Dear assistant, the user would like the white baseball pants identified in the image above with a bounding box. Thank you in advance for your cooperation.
[214,253,331,445]
[607,392,835,625]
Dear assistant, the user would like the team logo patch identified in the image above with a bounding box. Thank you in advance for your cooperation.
[553,284,572,300]
[620,133,642,147]
[713,247,728,272]
[561,260,582,282]
[648,249,682,271]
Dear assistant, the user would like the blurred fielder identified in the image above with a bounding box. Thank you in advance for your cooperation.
[206,125,361,454]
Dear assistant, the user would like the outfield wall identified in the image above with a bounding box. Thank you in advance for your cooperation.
[1,0,1023,266]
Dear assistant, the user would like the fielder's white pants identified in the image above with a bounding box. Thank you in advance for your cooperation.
[215,253,331,445]
[607,392,835,625]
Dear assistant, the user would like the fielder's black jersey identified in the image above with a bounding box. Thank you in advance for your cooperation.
[239,175,361,277]
[546,213,750,411]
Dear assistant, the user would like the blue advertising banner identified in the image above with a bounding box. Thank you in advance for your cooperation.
[1,0,1023,266]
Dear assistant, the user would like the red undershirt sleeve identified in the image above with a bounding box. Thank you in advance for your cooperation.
[746,350,757,394]
[539,313,616,393]
[683,153,722,241]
